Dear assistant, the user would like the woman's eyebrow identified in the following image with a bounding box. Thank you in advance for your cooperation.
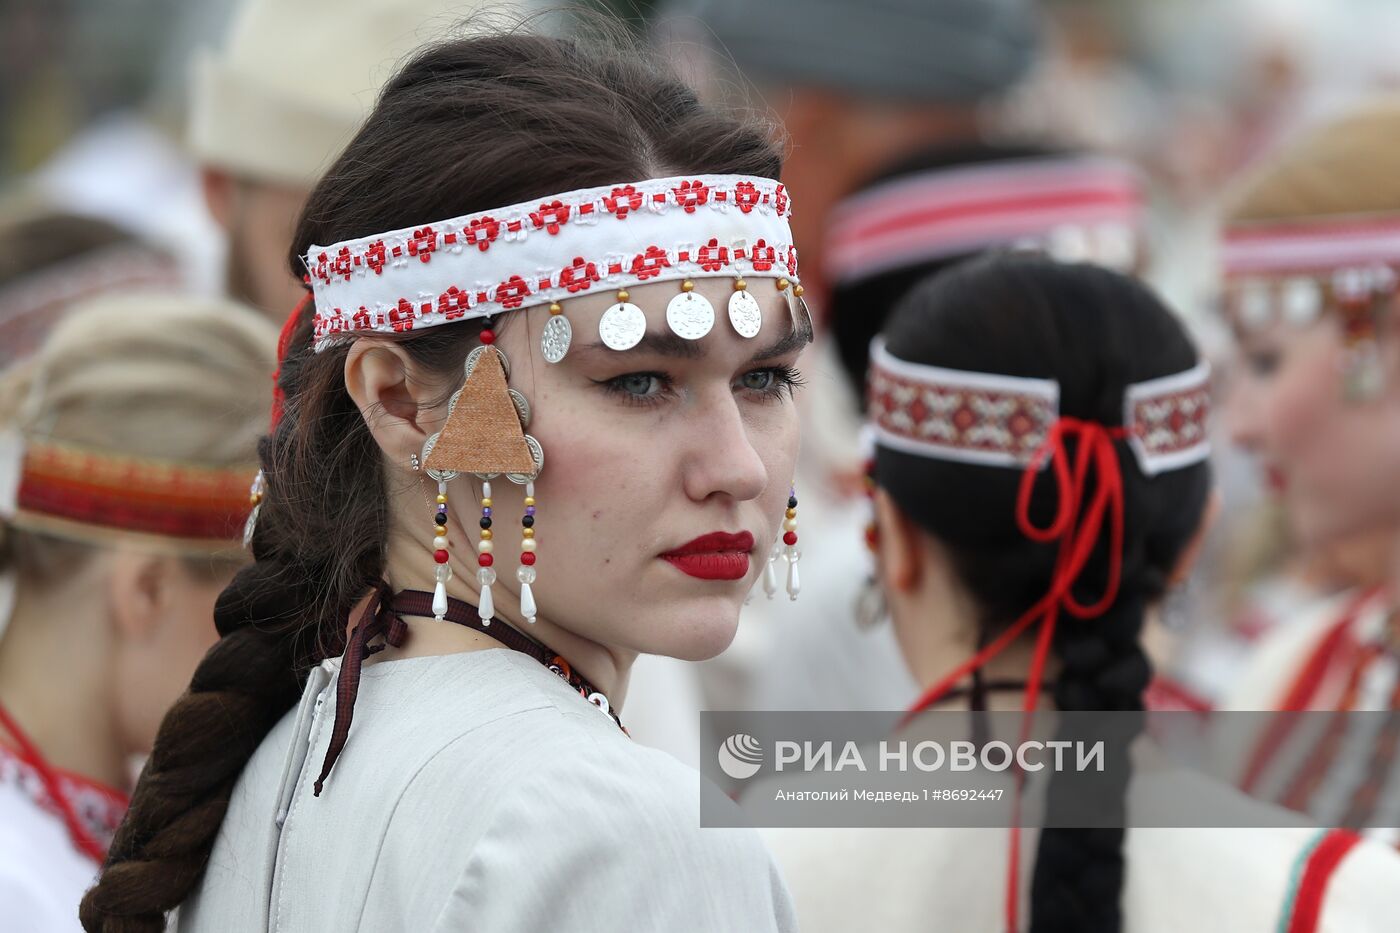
[577,330,705,359]
[750,319,812,361]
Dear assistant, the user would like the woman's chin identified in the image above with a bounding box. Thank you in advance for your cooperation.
[632,598,744,662]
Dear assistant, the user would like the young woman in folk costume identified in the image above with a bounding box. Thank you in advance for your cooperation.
[0,295,275,930]
[1214,98,1400,839]
[760,255,1400,932]
[80,32,810,933]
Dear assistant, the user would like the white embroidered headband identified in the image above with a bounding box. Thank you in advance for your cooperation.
[304,173,801,360]
[826,157,1144,286]
[866,337,1211,477]
[1222,216,1400,331]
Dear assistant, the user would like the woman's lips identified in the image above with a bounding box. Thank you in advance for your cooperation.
[661,531,755,581]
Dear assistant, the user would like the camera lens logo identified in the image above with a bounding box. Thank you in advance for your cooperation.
[718,733,764,780]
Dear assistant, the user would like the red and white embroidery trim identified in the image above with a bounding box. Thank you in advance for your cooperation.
[868,339,1211,476]
[1223,216,1400,278]
[827,157,1143,285]
[306,174,796,348]
[0,743,127,854]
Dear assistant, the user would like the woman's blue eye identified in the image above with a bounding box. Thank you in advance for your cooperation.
[741,370,776,392]
[615,373,663,397]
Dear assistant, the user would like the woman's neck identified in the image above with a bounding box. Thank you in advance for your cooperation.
[379,531,634,707]
[0,582,129,788]
[892,566,1060,713]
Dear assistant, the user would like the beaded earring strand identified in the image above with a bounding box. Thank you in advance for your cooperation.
[782,487,801,601]
[519,481,538,623]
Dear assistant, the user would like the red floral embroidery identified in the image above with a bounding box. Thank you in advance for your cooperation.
[313,252,331,284]
[438,286,471,320]
[785,245,799,276]
[496,275,532,309]
[604,185,643,219]
[630,246,671,280]
[465,216,500,252]
[751,239,776,272]
[330,247,354,281]
[774,184,789,216]
[407,227,438,263]
[559,256,601,293]
[734,181,760,214]
[352,306,374,330]
[389,298,418,332]
[365,241,387,276]
[697,238,729,272]
[673,180,710,213]
[530,200,571,235]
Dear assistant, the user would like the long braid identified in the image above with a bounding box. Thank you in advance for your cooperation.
[1028,589,1152,932]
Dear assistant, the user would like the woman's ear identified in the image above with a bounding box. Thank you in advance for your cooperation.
[343,338,450,466]
[1169,487,1223,586]
[873,487,927,594]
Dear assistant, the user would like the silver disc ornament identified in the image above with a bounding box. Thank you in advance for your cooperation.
[540,313,573,363]
[666,290,715,340]
[727,288,762,339]
[598,301,647,350]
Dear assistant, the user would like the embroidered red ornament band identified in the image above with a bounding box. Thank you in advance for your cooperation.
[11,438,257,548]
[305,173,797,348]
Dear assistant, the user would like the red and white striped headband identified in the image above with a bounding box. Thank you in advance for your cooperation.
[866,338,1211,477]
[827,157,1144,286]
[1221,216,1400,330]
[305,174,800,357]
[1222,216,1400,278]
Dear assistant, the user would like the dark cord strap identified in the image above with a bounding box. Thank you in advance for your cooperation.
[313,585,622,796]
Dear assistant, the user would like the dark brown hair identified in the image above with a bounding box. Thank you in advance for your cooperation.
[81,28,781,931]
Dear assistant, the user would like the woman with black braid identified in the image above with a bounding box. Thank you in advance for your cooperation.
[760,255,1400,932]
[80,28,808,933]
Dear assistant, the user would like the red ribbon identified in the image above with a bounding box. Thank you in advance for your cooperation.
[270,292,313,431]
[896,417,1128,933]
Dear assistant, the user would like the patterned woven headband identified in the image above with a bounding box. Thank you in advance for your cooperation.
[866,337,1211,477]
[3,436,257,553]
[1222,216,1400,332]
[826,157,1143,286]
[305,173,801,359]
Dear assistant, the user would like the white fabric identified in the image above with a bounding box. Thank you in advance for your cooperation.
[0,781,95,933]
[175,648,796,932]
[307,174,796,347]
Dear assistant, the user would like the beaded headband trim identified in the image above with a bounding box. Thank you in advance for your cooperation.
[306,173,798,351]
[826,157,1143,285]
[867,338,1211,477]
[5,437,257,551]
[1220,216,1400,334]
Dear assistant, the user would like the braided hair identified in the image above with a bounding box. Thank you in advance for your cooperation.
[873,255,1212,932]
[80,27,783,931]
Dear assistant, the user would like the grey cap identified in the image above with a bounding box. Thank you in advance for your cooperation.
[671,0,1042,103]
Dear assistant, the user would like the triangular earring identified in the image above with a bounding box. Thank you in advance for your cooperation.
[423,343,536,476]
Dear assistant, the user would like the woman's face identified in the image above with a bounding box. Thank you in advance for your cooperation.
[1225,311,1400,549]
[452,277,808,661]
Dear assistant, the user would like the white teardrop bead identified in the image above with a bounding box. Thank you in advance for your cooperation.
[520,582,537,623]
[786,560,801,601]
[478,583,494,624]
[432,581,448,619]
[762,556,778,599]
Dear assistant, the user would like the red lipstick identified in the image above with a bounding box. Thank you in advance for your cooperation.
[661,531,755,580]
